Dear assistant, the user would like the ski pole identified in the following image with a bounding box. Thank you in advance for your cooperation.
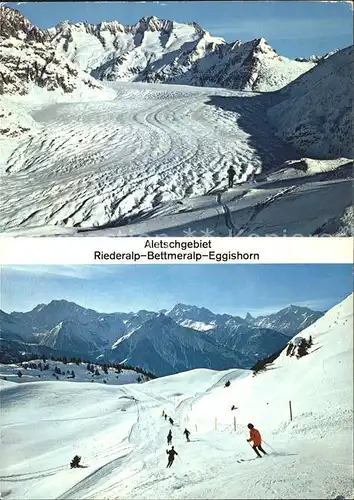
[262,439,277,453]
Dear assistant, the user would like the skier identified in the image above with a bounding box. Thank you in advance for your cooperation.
[231,405,238,410]
[227,166,236,189]
[162,410,165,417]
[164,414,167,421]
[167,430,172,445]
[246,423,267,458]
[224,380,231,388]
[166,446,178,468]
[183,428,190,442]
[169,417,174,425]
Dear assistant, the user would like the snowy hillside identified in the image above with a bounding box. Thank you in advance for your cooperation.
[268,46,354,158]
[0,358,152,386]
[1,294,352,500]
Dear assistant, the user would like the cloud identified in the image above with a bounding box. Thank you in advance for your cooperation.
[1,265,119,280]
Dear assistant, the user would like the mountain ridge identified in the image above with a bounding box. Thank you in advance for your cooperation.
[1,299,325,375]
[1,5,317,97]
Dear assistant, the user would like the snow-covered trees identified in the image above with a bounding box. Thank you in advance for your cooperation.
[296,339,310,359]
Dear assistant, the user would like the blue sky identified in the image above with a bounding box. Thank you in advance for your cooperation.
[8,1,353,58]
[1,264,352,317]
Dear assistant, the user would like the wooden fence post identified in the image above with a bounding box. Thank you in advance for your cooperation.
[289,400,293,421]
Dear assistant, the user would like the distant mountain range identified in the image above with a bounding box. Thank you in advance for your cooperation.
[0,299,323,375]
[1,6,317,98]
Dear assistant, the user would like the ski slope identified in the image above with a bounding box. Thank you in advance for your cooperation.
[1,82,352,236]
[1,294,353,500]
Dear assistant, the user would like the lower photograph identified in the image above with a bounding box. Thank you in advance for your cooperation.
[0,264,353,500]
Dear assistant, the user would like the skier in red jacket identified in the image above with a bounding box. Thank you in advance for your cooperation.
[246,423,267,458]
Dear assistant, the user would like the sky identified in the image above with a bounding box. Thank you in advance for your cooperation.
[8,1,353,59]
[1,264,352,317]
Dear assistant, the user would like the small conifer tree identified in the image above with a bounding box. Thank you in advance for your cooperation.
[296,339,309,359]
[70,455,81,468]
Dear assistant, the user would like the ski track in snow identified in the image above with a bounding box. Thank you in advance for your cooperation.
[0,84,299,232]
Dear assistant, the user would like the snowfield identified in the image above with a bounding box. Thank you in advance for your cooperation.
[1,293,353,500]
[0,83,292,231]
[1,82,352,237]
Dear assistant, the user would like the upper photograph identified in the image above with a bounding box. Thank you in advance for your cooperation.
[0,1,352,237]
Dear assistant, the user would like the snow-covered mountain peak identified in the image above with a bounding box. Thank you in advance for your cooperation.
[248,304,324,337]
[0,5,46,42]
[109,312,252,376]
[0,8,110,101]
[34,299,91,316]
[254,37,277,53]
[169,303,213,315]
[167,303,218,326]
[281,304,320,315]
[133,313,176,335]
[135,15,173,32]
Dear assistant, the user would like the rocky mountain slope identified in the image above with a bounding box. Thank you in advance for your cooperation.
[267,45,353,158]
[1,300,324,374]
[48,15,315,92]
[0,6,106,98]
[109,314,252,376]
[246,304,324,336]
[167,302,322,341]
